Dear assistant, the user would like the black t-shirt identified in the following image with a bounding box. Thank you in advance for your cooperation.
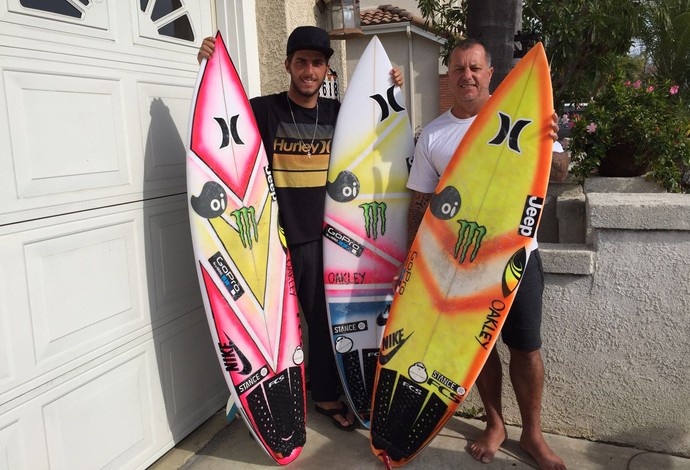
[250,92,340,246]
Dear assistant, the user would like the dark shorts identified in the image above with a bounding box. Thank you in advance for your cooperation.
[501,249,544,352]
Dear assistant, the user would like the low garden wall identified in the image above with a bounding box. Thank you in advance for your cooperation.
[463,178,690,458]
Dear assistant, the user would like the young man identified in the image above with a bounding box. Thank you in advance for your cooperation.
[197,26,402,431]
[406,39,568,469]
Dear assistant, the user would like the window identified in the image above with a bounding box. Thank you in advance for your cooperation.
[19,0,87,18]
[141,0,195,42]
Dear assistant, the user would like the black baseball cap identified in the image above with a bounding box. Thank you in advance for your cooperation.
[286,26,334,59]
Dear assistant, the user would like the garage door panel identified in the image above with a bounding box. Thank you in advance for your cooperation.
[0,61,199,224]
[0,418,28,470]
[24,220,143,366]
[146,205,201,324]
[0,237,36,399]
[43,351,155,470]
[4,69,130,198]
[0,273,13,391]
[139,82,193,184]
[157,308,226,438]
[0,206,150,402]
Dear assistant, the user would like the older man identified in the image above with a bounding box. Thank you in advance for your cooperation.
[406,38,568,470]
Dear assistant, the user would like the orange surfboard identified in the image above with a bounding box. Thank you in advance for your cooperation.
[369,43,553,466]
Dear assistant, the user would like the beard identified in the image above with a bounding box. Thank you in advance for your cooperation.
[290,76,321,99]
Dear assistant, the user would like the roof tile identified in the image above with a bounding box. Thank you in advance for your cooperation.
[360,4,424,28]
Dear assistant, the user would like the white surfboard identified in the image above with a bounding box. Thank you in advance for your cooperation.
[322,36,414,428]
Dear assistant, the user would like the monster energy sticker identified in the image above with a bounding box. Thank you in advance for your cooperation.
[209,251,245,300]
[232,206,259,248]
[359,201,386,239]
[454,220,486,263]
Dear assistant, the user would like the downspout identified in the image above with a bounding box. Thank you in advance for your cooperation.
[406,24,417,135]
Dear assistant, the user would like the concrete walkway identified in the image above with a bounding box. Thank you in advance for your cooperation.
[151,405,690,470]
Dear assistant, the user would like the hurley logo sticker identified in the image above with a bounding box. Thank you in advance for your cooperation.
[488,111,531,153]
[369,85,405,122]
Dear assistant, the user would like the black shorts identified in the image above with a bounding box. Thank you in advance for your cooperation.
[501,249,544,352]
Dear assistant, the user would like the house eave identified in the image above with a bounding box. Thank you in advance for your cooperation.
[361,23,446,45]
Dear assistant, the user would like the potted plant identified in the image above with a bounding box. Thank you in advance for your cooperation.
[567,72,690,193]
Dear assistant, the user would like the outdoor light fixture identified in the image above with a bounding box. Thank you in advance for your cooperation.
[316,0,362,38]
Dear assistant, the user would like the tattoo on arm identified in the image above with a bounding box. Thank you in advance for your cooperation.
[407,191,433,251]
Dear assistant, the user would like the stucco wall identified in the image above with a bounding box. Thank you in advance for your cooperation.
[254,0,344,98]
[462,187,690,458]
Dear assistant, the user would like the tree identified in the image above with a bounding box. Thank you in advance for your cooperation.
[466,0,520,92]
[418,0,648,109]
[523,0,646,107]
[417,0,466,64]
[417,0,520,91]
[638,0,690,96]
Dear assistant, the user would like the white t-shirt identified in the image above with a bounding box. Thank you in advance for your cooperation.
[407,109,562,193]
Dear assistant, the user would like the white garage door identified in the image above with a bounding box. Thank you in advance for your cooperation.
[0,1,257,468]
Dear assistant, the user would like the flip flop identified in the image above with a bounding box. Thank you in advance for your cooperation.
[314,402,356,431]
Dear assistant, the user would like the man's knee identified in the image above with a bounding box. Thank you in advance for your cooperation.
[507,347,544,371]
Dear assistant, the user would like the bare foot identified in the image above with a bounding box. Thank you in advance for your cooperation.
[520,434,567,470]
[315,401,355,429]
[469,423,506,463]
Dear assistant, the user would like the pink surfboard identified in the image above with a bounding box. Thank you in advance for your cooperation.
[186,32,306,465]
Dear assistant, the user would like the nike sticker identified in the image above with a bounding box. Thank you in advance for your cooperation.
[378,329,413,365]
[220,332,253,375]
